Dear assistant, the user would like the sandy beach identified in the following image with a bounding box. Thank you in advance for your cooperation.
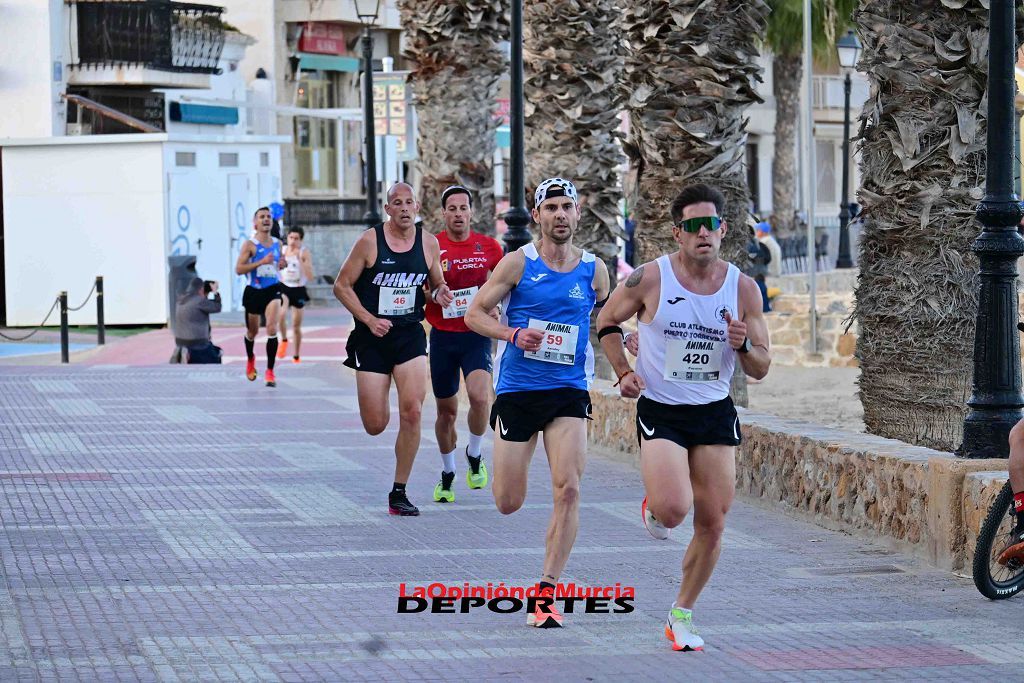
[746,365,864,433]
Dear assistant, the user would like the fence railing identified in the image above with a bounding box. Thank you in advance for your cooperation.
[0,277,105,363]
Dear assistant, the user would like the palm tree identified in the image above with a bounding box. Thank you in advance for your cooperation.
[523,0,625,280]
[622,0,770,268]
[398,0,508,234]
[851,0,993,451]
[765,0,857,237]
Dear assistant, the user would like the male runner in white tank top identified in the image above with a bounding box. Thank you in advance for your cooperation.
[597,183,770,652]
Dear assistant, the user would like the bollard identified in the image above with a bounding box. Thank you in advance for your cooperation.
[96,276,105,345]
[60,291,69,364]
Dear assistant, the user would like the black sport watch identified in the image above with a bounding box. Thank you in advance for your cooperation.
[737,337,752,354]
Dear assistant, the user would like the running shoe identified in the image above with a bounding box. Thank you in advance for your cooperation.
[265,369,276,387]
[664,606,704,652]
[526,599,563,628]
[245,357,257,381]
[277,339,288,359]
[997,522,1024,566]
[388,491,420,516]
[433,471,455,503]
[292,356,301,364]
[642,496,671,540]
[466,448,488,489]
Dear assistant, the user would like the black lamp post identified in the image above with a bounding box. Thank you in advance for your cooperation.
[502,0,532,253]
[961,0,1024,458]
[356,0,382,226]
[835,29,861,269]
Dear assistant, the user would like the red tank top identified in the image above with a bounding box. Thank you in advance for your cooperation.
[425,231,504,332]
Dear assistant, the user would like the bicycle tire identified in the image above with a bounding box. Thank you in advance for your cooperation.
[973,480,1024,600]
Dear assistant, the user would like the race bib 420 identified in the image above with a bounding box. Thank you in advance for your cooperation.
[664,338,724,382]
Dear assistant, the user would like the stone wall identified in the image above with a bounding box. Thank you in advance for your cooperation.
[588,380,1007,571]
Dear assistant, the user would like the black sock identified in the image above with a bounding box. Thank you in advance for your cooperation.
[539,580,556,596]
[266,336,278,370]
[391,482,406,495]
[244,336,255,360]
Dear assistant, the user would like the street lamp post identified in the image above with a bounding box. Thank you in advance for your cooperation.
[835,29,861,269]
[356,0,382,226]
[961,0,1024,458]
[502,0,532,253]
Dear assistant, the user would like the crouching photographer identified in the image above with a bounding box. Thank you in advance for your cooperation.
[174,277,223,364]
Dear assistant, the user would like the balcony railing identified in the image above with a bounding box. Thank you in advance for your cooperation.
[70,1,226,75]
[812,75,870,110]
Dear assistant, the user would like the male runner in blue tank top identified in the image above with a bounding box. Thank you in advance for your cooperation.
[466,177,610,628]
[597,183,771,651]
[234,206,286,387]
[334,183,453,516]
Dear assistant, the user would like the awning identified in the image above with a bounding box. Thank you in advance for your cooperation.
[169,102,239,125]
[298,53,360,72]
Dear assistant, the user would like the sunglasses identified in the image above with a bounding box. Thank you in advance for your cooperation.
[674,216,722,233]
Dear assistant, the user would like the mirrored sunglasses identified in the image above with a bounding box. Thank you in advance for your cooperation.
[675,216,722,233]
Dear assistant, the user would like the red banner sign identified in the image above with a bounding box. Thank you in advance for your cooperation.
[298,22,349,56]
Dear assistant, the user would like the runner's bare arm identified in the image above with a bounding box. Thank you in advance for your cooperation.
[301,249,315,281]
[333,230,379,326]
[234,241,265,275]
[423,232,453,306]
[597,263,654,391]
[592,257,611,303]
[466,250,527,341]
[733,274,771,380]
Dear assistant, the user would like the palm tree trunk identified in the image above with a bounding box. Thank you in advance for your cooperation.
[622,0,769,406]
[852,0,997,451]
[398,1,507,234]
[523,0,625,282]
[771,53,801,237]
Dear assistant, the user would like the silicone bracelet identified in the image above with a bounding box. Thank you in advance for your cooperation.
[613,369,634,387]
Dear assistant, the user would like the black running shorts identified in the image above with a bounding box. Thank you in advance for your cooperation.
[343,322,427,375]
[280,285,310,309]
[490,387,592,442]
[242,284,282,316]
[635,395,741,449]
[429,328,493,399]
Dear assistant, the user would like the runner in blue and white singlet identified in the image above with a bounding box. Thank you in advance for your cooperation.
[596,183,771,652]
[234,206,285,387]
[465,177,610,629]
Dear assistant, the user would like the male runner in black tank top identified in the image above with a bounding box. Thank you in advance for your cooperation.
[334,182,453,516]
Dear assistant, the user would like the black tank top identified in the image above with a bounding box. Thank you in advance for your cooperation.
[354,223,430,328]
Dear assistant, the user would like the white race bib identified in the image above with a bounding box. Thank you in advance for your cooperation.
[256,264,277,278]
[524,318,578,365]
[664,338,725,382]
[378,286,415,316]
[442,286,478,319]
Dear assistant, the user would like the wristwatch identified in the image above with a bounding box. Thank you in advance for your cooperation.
[737,337,752,354]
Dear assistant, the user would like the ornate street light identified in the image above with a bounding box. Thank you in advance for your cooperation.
[961,0,1024,458]
[835,29,861,269]
[502,1,532,253]
[355,0,383,225]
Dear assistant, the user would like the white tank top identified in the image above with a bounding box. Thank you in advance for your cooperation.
[636,255,740,405]
[280,247,307,287]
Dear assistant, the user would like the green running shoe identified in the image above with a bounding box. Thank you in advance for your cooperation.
[465,448,488,489]
[433,470,455,503]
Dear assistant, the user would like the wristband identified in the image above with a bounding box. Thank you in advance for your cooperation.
[431,288,439,303]
[613,369,634,387]
[509,327,521,346]
[597,325,624,341]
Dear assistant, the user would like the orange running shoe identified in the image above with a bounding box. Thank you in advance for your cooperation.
[292,356,301,364]
[997,525,1024,566]
[526,599,563,628]
[245,357,257,381]
[265,369,276,387]
[277,339,288,359]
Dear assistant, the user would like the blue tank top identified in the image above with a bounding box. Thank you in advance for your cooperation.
[247,237,282,289]
[494,243,597,394]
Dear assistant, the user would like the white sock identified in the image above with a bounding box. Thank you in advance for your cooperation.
[441,448,456,474]
[467,432,483,458]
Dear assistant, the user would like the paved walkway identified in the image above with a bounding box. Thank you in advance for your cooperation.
[0,328,1022,680]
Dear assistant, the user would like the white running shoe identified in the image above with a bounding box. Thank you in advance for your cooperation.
[664,606,704,652]
[641,496,671,540]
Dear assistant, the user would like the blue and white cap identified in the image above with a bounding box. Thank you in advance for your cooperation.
[534,177,578,208]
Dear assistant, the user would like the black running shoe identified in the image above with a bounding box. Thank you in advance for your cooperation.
[388,491,420,516]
